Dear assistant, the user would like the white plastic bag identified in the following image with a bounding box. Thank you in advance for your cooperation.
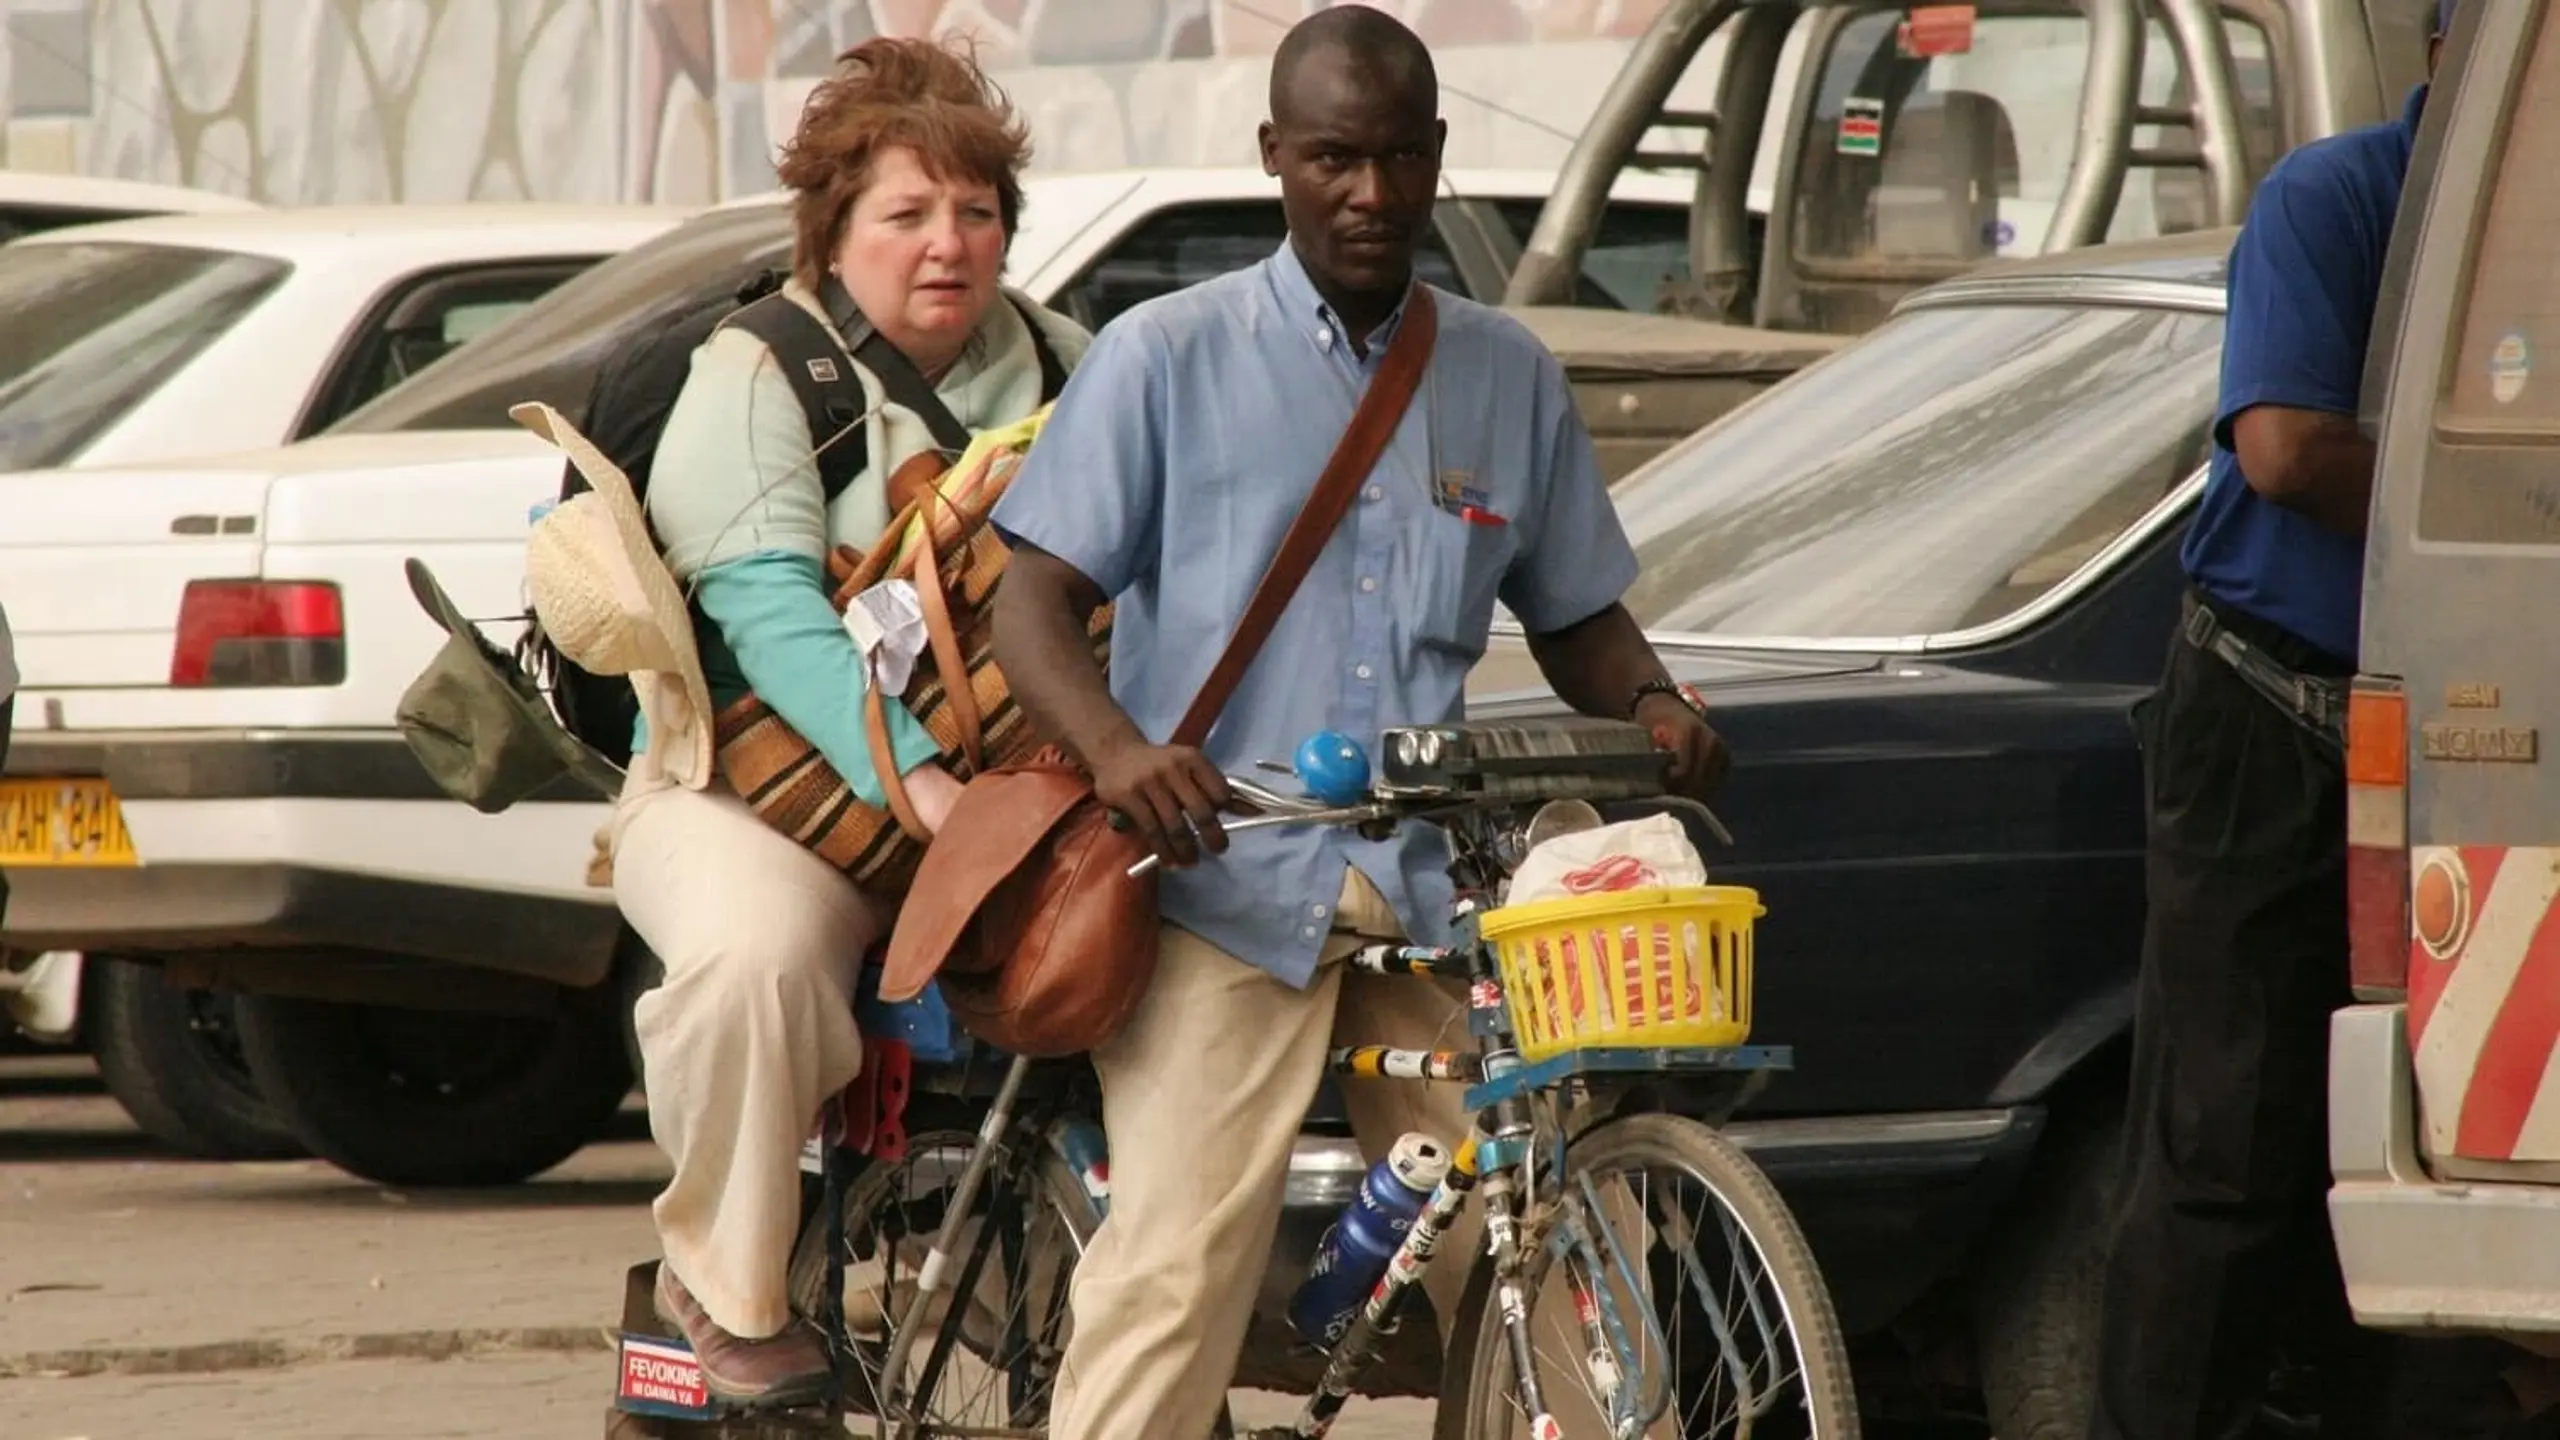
[1506,812,1707,906]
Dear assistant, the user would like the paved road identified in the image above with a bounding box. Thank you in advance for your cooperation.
[3,1354,1401,1439]
[0,1055,1431,1439]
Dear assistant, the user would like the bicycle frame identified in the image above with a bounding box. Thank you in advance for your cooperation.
[1275,915,1794,1440]
[842,729,1790,1438]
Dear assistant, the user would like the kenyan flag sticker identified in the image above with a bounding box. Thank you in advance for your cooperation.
[1838,97,1884,156]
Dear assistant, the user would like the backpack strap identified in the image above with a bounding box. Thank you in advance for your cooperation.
[724,294,872,505]
[727,279,1072,503]
[818,274,976,457]
[1009,294,1070,402]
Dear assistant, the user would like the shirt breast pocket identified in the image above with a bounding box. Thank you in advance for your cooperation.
[1415,511,1517,660]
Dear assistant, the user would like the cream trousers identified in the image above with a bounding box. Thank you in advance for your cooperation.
[612,757,882,1340]
[1051,867,1668,1440]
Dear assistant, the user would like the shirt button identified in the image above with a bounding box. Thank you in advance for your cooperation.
[1311,903,1331,918]
[1354,663,1374,681]
[1364,485,1383,502]
[1301,925,1320,939]
[1359,576,1378,593]
[1315,326,1333,347]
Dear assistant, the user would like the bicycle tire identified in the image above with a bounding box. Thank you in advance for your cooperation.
[1454,1111,1860,1440]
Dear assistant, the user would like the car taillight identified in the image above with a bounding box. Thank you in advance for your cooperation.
[169,580,345,687]
[2346,678,2410,1001]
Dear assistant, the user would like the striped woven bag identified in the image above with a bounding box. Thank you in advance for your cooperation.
[711,408,1111,898]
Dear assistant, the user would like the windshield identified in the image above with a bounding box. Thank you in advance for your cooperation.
[0,241,290,470]
[1489,199,1695,310]
[1615,299,2222,639]
[329,203,794,434]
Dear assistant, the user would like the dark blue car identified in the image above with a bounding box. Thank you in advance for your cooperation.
[1456,228,2234,1436]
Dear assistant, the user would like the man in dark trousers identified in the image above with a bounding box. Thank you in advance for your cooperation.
[2090,4,2460,1437]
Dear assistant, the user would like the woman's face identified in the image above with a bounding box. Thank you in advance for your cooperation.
[832,145,1007,373]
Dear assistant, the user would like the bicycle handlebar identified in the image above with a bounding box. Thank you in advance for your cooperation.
[1120,728,1732,879]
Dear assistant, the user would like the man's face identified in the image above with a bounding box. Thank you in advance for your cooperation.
[1259,61,1446,300]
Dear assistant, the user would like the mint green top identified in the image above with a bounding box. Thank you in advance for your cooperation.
[635,279,1090,803]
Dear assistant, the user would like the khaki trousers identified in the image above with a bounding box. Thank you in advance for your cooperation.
[1050,868,1671,1440]
[612,757,883,1340]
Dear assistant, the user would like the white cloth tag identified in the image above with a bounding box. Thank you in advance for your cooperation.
[842,579,929,695]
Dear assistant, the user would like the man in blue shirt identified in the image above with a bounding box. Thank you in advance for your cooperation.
[989,8,1724,1436]
[2091,7,2457,1437]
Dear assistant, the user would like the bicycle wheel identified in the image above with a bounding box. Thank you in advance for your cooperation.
[792,1119,1096,1439]
[1454,1111,1859,1440]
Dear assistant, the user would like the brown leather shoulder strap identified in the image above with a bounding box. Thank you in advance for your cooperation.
[1169,285,1439,748]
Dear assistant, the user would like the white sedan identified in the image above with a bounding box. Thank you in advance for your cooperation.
[0,168,259,243]
[0,165,1699,1186]
[0,203,689,474]
[0,201,681,1161]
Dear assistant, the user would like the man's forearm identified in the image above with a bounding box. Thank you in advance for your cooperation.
[2271,427,2376,535]
[992,549,1148,770]
[2237,409,2377,537]
[1524,602,1669,720]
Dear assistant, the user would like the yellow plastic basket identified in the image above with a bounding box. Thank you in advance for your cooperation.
[1475,884,1764,1064]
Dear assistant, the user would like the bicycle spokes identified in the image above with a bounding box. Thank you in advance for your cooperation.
[1481,1142,1835,1439]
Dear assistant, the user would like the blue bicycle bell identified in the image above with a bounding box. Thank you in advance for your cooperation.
[1295,730,1371,807]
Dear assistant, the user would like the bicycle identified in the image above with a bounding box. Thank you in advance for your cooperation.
[608,714,1857,1439]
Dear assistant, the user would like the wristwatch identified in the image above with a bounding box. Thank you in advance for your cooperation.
[1629,678,1709,723]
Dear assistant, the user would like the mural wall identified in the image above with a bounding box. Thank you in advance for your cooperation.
[0,0,1706,207]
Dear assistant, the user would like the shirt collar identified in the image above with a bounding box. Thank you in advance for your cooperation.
[1266,238,1413,356]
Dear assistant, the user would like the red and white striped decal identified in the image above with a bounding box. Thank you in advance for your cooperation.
[2407,845,2560,1161]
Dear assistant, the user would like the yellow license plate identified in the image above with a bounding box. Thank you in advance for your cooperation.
[0,777,139,867]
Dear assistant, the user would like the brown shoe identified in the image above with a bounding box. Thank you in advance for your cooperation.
[652,1261,833,1409]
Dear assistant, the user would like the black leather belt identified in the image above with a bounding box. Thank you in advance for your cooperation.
[2180,594,2348,758]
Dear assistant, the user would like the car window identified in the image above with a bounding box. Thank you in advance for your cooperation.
[1487,199,1694,310]
[1613,299,2222,639]
[330,204,794,435]
[298,264,592,436]
[0,204,150,245]
[0,241,290,470]
[1792,8,2278,269]
[1054,200,1465,332]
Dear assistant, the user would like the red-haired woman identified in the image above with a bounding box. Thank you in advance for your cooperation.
[607,36,1087,1405]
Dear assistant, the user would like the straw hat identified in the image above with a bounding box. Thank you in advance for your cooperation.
[511,401,715,791]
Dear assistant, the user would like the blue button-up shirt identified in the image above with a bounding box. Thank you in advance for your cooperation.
[992,242,1637,987]
[2180,82,2426,665]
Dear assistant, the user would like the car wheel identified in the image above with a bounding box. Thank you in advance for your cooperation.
[86,955,303,1160]
[1972,1089,2123,1440]
[231,975,634,1188]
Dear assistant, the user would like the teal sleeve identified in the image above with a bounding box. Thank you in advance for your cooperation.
[694,550,943,805]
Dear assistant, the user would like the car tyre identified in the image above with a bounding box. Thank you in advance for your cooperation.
[1972,1090,2123,1440]
[87,954,303,1160]
[231,975,634,1188]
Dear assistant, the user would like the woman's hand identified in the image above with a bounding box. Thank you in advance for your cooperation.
[905,762,966,833]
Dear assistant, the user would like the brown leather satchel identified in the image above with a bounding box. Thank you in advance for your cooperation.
[879,286,1442,1057]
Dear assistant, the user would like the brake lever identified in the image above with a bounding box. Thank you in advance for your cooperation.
[1123,803,1395,878]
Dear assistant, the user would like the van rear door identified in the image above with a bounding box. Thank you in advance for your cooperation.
[2360,0,2560,1180]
